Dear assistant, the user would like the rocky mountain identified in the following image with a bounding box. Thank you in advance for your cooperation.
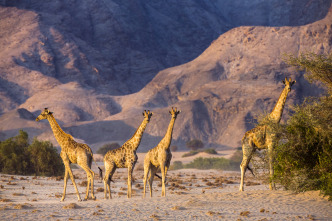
[0,1,331,151]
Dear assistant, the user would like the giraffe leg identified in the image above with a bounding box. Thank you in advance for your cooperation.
[268,147,276,190]
[80,165,95,200]
[61,155,82,201]
[161,165,166,197]
[61,169,69,202]
[149,166,158,198]
[127,166,133,198]
[143,162,151,198]
[239,141,254,192]
[103,162,114,199]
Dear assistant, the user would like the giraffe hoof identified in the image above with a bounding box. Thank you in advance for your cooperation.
[91,196,96,200]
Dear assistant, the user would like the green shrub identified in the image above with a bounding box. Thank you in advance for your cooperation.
[272,52,332,200]
[186,139,204,150]
[97,142,120,155]
[28,138,64,176]
[182,148,217,158]
[184,157,233,170]
[0,130,30,175]
[273,97,332,198]
[170,161,183,170]
[171,157,240,171]
[0,130,64,176]
[203,148,218,155]
[182,150,199,157]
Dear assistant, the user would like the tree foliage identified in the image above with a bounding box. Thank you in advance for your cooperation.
[97,142,121,156]
[285,52,332,93]
[0,130,64,176]
[272,52,332,200]
[186,139,204,150]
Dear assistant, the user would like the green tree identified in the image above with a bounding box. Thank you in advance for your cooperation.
[0,130,30,174]
[27,138,64,176]
[285,52,332,93]
[272,52,332,200]
[186,139,204,150]
[97,142,121,156]
[0,130,64,176]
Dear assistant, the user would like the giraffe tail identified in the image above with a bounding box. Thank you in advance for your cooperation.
[90,154,103,180]
[247,165,255,177]
[155,173,162,179]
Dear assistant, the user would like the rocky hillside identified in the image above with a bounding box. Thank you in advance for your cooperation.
[0,1,331,150]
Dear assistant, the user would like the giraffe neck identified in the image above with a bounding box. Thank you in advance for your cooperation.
[159,117,176,150]
[125,118,149,151]
[46,114,70,147]
[269,86,290,123]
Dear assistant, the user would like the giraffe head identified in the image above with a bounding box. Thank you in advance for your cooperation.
[282,77,296,92]
[169,107,181,119]
[142,110,153,122]
[35,108,53,121]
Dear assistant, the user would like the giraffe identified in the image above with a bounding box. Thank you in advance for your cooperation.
[103,110,153,199]
[143,107,180,198]
[239,77,296,191]
[36,108,100,201]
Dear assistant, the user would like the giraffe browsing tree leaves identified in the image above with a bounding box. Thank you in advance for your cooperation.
[239,77,295,191]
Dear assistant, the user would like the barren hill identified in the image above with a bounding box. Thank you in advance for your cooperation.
[0,1,331,150]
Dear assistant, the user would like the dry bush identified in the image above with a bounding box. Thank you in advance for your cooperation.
[0,198,11,202]
[7,182,17,185]
[63,203,80,209]
[246,181,261,186]
[240,211,250,216]
[118,192,125,196]
[96,187,104,192]
[55,176,63,181]
[79,180,88,187]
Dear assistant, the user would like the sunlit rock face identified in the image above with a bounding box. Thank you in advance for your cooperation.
[0,1,331,150]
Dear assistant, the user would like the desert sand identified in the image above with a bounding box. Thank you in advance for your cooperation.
[1,152,331,220]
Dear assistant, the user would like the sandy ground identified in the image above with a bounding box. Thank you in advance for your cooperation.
[1,151,331,221]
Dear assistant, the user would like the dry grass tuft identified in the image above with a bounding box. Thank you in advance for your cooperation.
[13,204,29,209]
[171,206,185,210]
[96,187,104,192]
[240,211,250,217]
[63,203,80,209]
[79,180,88,187]
[118,192,125,196]
[7,181,17,185]
[0,198,11,202]
[12,193,24,196]
[260,208,265,213]
[55,176,63,181]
